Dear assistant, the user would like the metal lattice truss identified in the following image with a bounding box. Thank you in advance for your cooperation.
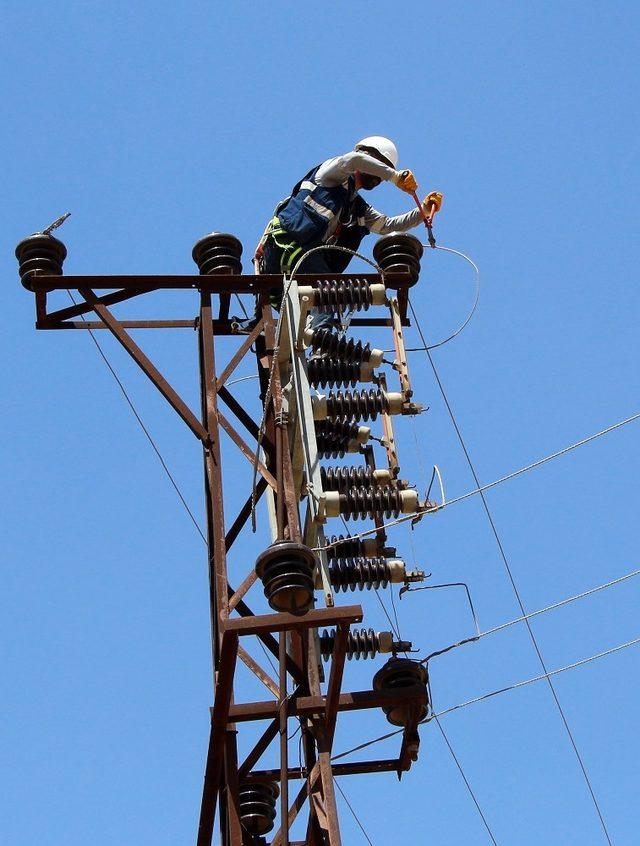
[25,245,431,846]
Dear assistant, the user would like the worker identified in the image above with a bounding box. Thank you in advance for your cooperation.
[255,136,441,327]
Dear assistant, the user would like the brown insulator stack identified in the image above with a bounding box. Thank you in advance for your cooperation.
[15,233,67,291]
[307,357,364,389]
[306,327,374,363]
[238,781,280,836]
[373,658,429,726]
[192,232,243,275]
[338,486,415,521]
[255,541,316,615]
[314,420,368,458]
[313,278,374,312]
[373,233,423,288]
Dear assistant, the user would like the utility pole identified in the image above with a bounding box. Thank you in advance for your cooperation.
[17,226,432,846]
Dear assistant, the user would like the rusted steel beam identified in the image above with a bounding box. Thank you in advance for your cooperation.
[270,765,319,846]
[217,386,260,440]
[305,629,342,846]
[225,477,267,553]
[243,759,406,783]
[237,645,279,698]
[197,630,239,846]
[228,570,258,613]
[238,718,280,779]
[325,624,349,745]
[29,271,409,293]
[78,288,209,442]
[217,411,277,490]
[43,319,197,330]
[39,286,157,324]
[225,586,303,685]
[389,296,412,397]
[35,291,47,323]
[224,729,243,845]
[197,722,218,846]
[218,292,231,322]
[280,422,301,542]
[215,319,264,391]
[228,687,427,723]
[223,605,363,638]
[199,293,230,631]
[278,633,290,846]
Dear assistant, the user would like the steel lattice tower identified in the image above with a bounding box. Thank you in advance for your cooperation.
[17,227,431,846]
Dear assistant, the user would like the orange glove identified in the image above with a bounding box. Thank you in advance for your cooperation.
[393,169,418,194]
[423,191,443,214]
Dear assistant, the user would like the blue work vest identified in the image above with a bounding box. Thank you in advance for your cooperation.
[276,165,369,249]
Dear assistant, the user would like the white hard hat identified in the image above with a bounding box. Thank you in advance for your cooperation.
[354,136,399,169]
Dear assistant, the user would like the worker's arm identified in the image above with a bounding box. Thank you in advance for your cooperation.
[363,204,425,235]
[315,152,397,186]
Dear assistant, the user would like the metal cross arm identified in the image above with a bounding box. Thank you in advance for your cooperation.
[227,687,428,723]
[27,272,409,293]
[220,605,363,638]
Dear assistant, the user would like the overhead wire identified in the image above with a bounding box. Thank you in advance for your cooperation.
[417,567,640,664]
[66,291,207,543]
[480,568,640,640]
[332,633,640,764]
[381,242,480,354]
[313,408,640,552]
[433,715,499,845]
[407,296,615,845]
[415,243,480,350]
[436,636,640,720]
[65,292,281,678]
[334,779,375,846]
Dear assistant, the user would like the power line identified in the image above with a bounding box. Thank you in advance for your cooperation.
[480,568,640,639]
[67,292,207,543]
[434,715,499,845]
[437,636,640,719]
[313,408,640,552]
[67,292,283,680]
[408,297,614,845]
[419,567,640,664]
[332,633,640,764]
[334,779,375,846]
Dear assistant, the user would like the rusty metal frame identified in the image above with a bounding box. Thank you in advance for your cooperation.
[28,269,424,846]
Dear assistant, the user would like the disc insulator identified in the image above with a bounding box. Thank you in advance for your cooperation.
[372,657,429,726]
[255,541,316,615]
[238,781,280,836]
[324,534,388,560]
[322,389,395,422]
[15,233,67,292]
[373,233,423,289]
[314,420,368,458]
[192,232,243,275]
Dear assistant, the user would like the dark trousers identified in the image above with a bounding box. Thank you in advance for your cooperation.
[261,237,336,331]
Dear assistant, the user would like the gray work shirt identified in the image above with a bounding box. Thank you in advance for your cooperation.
[314,151,424,240]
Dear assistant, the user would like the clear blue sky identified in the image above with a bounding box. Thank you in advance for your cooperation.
[2,2,639,844]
